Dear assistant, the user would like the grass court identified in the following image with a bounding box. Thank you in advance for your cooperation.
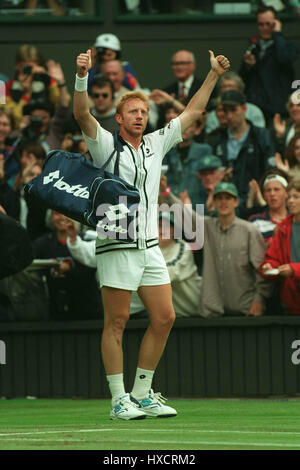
[0,397,300,450]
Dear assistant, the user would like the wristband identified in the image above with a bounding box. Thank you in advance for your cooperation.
[75,73,88,92]
[160,187,171,196]
[58,82,66,88]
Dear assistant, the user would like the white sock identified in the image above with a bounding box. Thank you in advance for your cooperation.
[107,373,126,402]
[131,367,154,400]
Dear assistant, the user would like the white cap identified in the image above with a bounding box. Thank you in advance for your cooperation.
[94,33,121,51]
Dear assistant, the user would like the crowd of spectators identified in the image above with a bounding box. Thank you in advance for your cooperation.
[1,5,300,322]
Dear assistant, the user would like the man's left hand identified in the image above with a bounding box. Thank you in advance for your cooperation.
[273,19,282,32]
[209,50,230,76]
[247,300,263,317]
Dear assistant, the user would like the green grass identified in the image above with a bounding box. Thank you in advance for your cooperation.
[0,398,300,450]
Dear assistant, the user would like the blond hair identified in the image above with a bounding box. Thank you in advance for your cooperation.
[287,90,300,110]
[15,44,44,65]
[287,178,300,193]
[116,91,149,115]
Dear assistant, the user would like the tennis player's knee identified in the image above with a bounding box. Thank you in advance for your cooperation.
[106,311,129,334]
[152,308,175,331]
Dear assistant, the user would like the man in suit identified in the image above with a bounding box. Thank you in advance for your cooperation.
[164,50,203,105]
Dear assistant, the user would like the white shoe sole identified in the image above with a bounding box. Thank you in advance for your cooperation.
[110,413,146,421]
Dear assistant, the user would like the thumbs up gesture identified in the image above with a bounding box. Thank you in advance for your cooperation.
[209,50,230,76]
[76,49,92,77]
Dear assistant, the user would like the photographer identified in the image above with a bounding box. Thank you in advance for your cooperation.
[239,6,298,124]
[60,116,89,154]
[5,44,60,127]
[18,60,72,152]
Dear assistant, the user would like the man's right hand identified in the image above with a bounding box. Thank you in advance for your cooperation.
[76,50,92,77]
[244,52,256,68]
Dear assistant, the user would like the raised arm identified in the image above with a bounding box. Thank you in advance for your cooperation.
[73,49,98,139]
[179,50,230,133]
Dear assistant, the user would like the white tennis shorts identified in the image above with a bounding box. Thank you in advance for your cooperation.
[96,245,170,290]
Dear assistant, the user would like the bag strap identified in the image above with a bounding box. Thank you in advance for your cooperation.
[99,132,123,176]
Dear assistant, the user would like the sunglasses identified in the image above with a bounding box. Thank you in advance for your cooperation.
[91,92,109,99]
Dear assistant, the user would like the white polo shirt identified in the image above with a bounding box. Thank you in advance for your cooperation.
[82,117,182,254]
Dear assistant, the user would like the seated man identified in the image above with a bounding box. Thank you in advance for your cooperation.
[200,182,271,318]
[164,49,203,105]
[212,90,275,206]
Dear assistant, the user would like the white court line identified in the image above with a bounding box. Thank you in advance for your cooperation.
[1,428,300,437]
[1,436,300,449]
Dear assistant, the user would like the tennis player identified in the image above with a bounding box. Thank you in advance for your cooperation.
[73,49,230,420]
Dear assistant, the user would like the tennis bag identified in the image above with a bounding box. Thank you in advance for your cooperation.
[24,134,140,242]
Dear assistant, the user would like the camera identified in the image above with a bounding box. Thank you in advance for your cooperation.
[22,116,43,141]
[23,65,32,75]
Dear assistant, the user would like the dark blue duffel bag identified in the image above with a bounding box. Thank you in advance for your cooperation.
[24,134,140,242]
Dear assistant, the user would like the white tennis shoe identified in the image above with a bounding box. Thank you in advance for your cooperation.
[110,393,146,420]
[132,389,177,418]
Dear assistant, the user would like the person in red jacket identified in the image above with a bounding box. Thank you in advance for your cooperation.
[260,179,300,315]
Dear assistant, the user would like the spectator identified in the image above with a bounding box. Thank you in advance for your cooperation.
[149,88,185,123]
[101,60,131,106]
[89,33,139,92]
[60,116,88,155]
[205,71,266,134]
[20,60,72,153]
[194,154,225,215]
[164,50,203,105]
[260,179,300,315]
[32,210,102,321]
[273,91,300,156]
[239,6,298,123]
[248,170,289,245]
[164,120,212,207]
[5,44,60,127]
[212,90,274,206]
[89,76,119,133]
[158,212,202,318]
[276,133,300,180]
[200,182,271,318]
[248,170,289,316]
[204,98,228,148]
[0,108,19,187]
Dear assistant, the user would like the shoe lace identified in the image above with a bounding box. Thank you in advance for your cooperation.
[153,391,167,404]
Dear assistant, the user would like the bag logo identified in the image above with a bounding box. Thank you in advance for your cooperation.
[43,170,89,199]
[43,170,60,184]
[105,203,130,221]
